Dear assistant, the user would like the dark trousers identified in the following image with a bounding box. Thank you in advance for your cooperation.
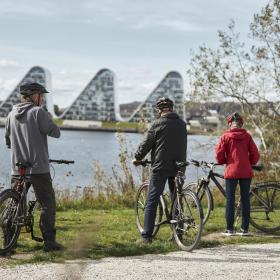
[225,178,251,231]
[142,174,175,238]
[12,173,56,242]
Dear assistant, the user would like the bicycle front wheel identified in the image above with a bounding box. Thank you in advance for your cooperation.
[185,182,213,225]
[250,182,280,233]
[135,183,163,237]
[171,189,203,251]
[0,189,22,255]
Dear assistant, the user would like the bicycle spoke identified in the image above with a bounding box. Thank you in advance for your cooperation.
[171,190,203,251]
[135,184,163,237]
[250,185,280,232]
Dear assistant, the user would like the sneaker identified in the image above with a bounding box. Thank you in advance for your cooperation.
[221,230,235,236]
[43,241,65,252]
[136,237,153,245]
[236,229,250,236]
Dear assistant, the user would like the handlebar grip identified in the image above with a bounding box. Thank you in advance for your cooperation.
[49,159,75,164]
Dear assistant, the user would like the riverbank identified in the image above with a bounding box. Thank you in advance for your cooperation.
[1,207,280,267]
[0,120,213,135]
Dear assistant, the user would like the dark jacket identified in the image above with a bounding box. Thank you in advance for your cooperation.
[135,112,187,176]
[215,128,260,179]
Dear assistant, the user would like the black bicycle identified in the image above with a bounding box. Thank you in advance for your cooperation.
[185,160,280,233]
[135,160,203,251]
[0,159,74,255]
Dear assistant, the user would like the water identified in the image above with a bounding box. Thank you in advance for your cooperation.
[0,128,222,188]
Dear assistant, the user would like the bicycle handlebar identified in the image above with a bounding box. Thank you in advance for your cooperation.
[189,159,263,172]
[49,159,75,165]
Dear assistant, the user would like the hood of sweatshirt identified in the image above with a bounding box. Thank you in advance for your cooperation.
[13,102,34,120]
[224,128,248,140]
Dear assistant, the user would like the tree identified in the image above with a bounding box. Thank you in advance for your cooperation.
[188,0,280,178]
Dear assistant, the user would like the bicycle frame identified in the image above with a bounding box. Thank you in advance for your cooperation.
[156,171,186,226]
[12,167,43,242]
[196,169,225,212]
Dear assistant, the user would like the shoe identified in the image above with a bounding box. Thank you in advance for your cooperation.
[221,230,235,236]
[236,229,250,236]
[136,237,153,245]
[43,241,65,252]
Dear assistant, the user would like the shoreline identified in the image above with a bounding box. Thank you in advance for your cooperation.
[0,123,201,134]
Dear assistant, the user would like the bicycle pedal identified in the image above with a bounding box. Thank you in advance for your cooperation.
[32,236,43,242]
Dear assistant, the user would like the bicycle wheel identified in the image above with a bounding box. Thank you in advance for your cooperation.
[185,182,213,225]
[135,183,163,237]
[250,183,280,233]
[171,189,203,251]
[0,189,22,255]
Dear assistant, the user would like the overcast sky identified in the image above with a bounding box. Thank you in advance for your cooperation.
[0,0,269,107]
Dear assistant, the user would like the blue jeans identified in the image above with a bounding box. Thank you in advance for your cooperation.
[142,174,175,238]
[225,178,251,231]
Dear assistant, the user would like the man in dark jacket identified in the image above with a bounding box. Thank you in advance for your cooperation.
[5,82,63,252]
[133,97,187,242]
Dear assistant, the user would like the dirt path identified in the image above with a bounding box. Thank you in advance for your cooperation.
[1,243,280,280]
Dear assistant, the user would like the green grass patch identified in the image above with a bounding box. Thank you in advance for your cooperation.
[2,207,280,266]
[101,121,141,131]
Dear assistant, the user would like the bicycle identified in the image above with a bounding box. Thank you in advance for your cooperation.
[185,160,280,233]
[135,160,203,251]
[0,159,74,255]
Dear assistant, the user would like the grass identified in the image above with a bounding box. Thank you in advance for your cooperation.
[101,121,142,131]
[2,205,280,266]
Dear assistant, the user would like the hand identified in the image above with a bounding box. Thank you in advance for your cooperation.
[47,112,53,120]
[132,159,142,166]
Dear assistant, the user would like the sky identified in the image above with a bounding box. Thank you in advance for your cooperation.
[0,0,270,107]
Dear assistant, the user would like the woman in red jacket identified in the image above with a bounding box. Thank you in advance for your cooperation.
[215,112,260,236]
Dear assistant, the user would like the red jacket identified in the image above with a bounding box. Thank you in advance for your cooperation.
[215,128,260,179]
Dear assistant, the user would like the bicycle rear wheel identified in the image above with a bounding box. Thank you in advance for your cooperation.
[135,183,163,237]
[185,182,213,225]
[250,183,280,233]
[171,189,203,251]
[0,189,22,255]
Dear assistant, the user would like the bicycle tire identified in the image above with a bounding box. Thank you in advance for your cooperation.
[171,189,203,251]
[249,182,280,233]
[135,183,163,237]
[184,182,213,225]
[0,189,22,255]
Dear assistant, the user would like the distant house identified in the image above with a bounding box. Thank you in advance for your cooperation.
[187,110,221,132]
[203,115,221,131]
[189,119,202,129]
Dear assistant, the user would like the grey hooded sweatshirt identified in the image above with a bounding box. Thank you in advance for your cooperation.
[5,102,61,175]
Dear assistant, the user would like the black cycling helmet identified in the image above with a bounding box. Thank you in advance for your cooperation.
[20,82,49,96]
[226,112,244,126]
[156,97,174,110]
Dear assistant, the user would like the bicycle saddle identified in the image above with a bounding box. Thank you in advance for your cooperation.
[16,162,32,168]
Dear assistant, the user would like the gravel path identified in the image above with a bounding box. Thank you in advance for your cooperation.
[1,243,280,280]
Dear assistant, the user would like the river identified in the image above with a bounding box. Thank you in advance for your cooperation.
[0,128,222,189]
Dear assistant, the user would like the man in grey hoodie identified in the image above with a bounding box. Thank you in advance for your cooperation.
[5,82,63,252]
